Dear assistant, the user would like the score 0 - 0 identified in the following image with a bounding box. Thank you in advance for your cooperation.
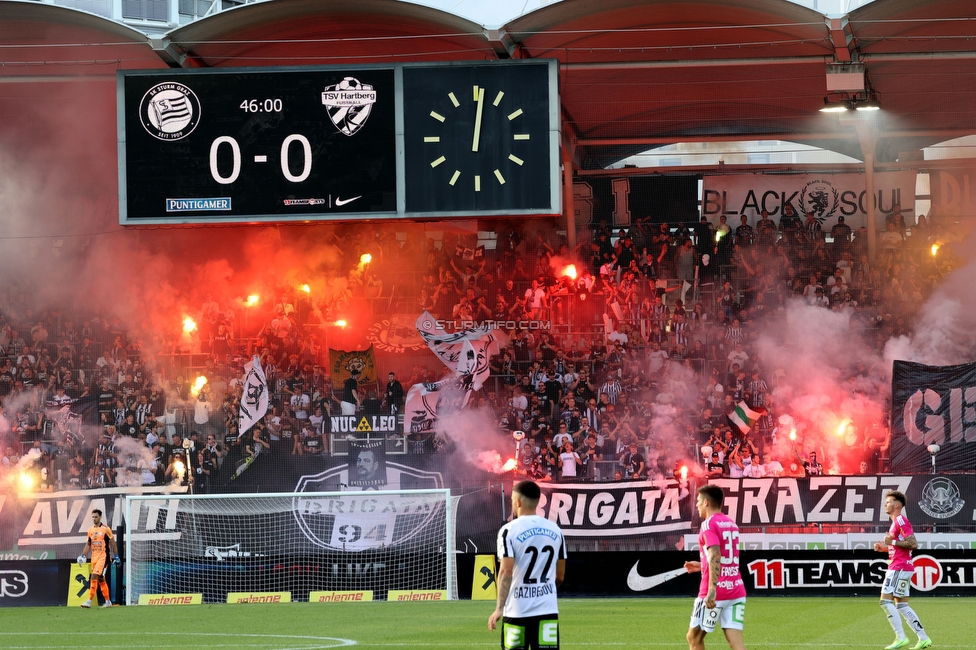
[206,98,314,185]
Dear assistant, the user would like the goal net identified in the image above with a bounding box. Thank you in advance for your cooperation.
[124,489,457,605]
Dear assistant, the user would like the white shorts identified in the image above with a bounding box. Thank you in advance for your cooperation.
[340,401,356,415]
[881,569,914,598]
[690,597,746,632]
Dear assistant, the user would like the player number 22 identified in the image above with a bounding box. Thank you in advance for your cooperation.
[523,544,555,584]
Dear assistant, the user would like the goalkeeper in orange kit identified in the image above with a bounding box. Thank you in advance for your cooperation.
[78,509,119,608]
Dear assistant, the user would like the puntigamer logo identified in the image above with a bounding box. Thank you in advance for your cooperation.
[139,82,201,141]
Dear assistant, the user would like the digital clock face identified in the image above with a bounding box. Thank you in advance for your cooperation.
[120,68,396,223]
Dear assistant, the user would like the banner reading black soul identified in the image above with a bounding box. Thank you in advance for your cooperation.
[891,360,976,473]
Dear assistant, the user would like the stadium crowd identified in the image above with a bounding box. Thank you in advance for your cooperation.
[0,204,956,490]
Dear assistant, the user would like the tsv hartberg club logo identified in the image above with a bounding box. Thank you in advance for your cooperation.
[139,82,201,141]
[321,77,376,136]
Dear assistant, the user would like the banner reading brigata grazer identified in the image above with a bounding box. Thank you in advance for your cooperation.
[708,476,976,528]
[890,360,976,473]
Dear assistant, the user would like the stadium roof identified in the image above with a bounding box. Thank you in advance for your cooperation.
[1,0,975,171]
[162,0,499,67]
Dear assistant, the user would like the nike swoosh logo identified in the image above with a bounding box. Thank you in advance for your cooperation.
[627,563,688,592]
[335,195,362,206]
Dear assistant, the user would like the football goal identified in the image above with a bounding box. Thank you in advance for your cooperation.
[124,489,458,605]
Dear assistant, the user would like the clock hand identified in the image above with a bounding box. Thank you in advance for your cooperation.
[471,86,485,153]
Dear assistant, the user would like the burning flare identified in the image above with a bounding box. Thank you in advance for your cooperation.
[836,418,852,438]
[360,253,372,265]
[931,243,940,256]
[474,450,517,474]
[334,319,348,328]
[18,472,36,491]
[300,284,311,294]
[561,264,577,280]
[182,317,197,333]
[246,294,259,306]
[190,375,208,397]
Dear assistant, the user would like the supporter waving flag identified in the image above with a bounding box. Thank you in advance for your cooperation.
[415,310,506,391]
[728,400,764,435]
[238,355,268,436]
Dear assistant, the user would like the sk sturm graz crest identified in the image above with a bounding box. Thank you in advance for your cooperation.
[918,477,965,519]
[139,82,201,141]
[321,77,376,136]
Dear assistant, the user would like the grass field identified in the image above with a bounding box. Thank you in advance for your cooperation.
[0,598,971,649]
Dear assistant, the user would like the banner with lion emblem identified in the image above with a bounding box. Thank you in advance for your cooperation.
[329,346,378,386]
[702,171,916,231]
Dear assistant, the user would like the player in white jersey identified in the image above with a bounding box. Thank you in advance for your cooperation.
[489,480,568,650]
[685,484,747,650]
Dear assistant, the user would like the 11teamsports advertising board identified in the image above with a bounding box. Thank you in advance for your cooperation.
[118,61,560,224]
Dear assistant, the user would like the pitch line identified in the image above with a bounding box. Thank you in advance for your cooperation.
[318,639,973,650]
[0,632,356,649]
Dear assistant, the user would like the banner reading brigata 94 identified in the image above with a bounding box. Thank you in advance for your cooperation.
[890,360,976,474]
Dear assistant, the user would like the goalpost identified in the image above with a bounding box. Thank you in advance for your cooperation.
[124,489,458,605]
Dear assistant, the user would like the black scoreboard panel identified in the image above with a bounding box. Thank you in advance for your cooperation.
[120,68,397,223]
[401,62,554,214]
[118,61,560,224]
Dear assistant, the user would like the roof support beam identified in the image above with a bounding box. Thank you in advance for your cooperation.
[827,17,854,63]
[862,51,976,63]
[561,55,830,71]
[575,157,976,177]
[559,50,976,72]
[151,37,187,68]
[485,29,516,59]
[577,129,975,147]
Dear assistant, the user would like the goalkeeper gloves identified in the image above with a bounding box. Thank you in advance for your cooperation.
[77,555,86,566]
[113,556,121,566]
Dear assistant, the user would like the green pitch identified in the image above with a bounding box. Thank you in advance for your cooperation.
[0,598,971,648]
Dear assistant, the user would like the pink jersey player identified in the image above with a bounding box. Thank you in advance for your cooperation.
[874,490,931,650]
[697,512,747,600]
[887,513,915,572]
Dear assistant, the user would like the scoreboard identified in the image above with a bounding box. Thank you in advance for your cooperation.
[118,61,560,224]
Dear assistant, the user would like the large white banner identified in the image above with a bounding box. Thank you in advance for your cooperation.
[702,171,917,231]
[930,168,976,217]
